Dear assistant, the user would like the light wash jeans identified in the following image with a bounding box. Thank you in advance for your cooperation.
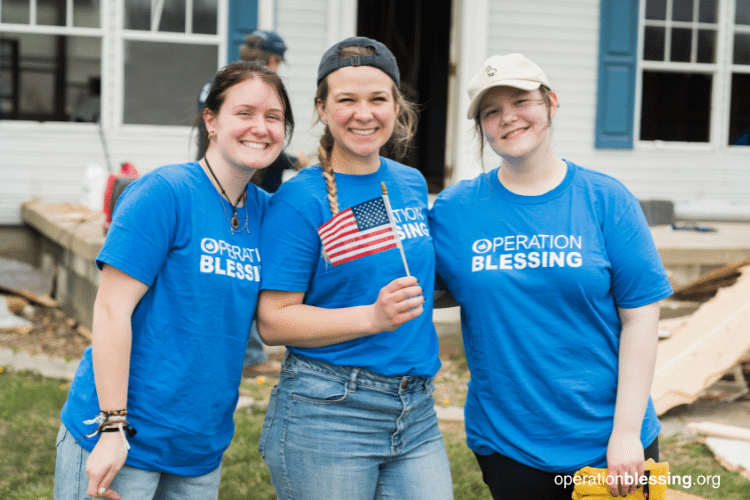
[259,351,454,500]
[54,424,222,500]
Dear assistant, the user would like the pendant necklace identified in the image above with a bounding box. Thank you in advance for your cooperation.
[203,157,249,234]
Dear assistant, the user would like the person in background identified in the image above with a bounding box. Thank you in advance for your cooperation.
[429,53,672,499]
[255,37,454,500]
[197,29,307,376]
[54,61,294,500]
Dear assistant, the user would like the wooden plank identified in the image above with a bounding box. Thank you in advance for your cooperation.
[704,437,750,481]
[0,285,57,308]
[666,488,711,500]
[687,421,750,442]
[672,256,750,300]
[652,266,750,415]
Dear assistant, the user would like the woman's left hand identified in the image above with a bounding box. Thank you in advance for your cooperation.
[606,431,644,497]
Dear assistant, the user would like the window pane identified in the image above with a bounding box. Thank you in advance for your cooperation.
[1,0,30,24]
[124,0,150,30]
[640,71,711,142]
[734,34,750,64]
[698,0,717,23]
[37,0,65,26]
[736,0,750,25]
[729,73,750,145]
[644,27,666,61]
[697,29,716,63]
[646,0,667,20]
[193,0,218,35]
[670,28,692,62]
[74,0,100,28]
[672,0,693,22]
[158,0,185,33]
[123,41,217,125]
[0,33,101,121]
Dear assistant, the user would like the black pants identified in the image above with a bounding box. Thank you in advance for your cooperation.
[474,438,659,500]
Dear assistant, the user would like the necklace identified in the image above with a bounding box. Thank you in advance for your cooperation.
[203,157,249,234]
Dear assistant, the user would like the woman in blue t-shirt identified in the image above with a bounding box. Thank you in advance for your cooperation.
[429,54,672,499]
[54,62,294,500]
[256,37,453,500]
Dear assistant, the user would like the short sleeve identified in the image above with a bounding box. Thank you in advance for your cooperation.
[260,198,321,292]
[606,199,672,308]
[96,174,177,287]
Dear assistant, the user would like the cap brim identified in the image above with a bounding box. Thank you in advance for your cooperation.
[467,80,542,119]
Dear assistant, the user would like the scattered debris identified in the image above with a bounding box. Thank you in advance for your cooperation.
[0,295,33,332]
[652,266,750,415]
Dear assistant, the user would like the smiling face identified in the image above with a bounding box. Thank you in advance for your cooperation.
[478,86,557,163]
[317,65,399,171]
[204,76,285,172]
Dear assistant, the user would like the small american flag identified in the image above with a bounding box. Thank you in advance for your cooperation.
[318,197,398,266]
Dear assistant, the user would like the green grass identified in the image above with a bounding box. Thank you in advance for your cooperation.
[2,367,749,499]
[0,367,68,499]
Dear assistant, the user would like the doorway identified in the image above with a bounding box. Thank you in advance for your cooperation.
[357,0,452,192]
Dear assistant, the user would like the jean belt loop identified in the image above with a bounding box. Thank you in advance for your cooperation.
[348,368,360,393]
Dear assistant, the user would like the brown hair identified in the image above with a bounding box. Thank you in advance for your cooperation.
[196,61,294,159]
[314,45,418,216]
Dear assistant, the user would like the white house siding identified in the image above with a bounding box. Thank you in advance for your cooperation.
[456,0,750,220]
[275,0,331,161]
[1,1,204,226]
[274,0,356,163]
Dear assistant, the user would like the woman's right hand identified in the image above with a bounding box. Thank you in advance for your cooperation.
[368,276,424,333]
[86,432,127,499]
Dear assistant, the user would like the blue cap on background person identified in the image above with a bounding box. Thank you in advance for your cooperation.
[246,29,287,59]
[316,36,400,88]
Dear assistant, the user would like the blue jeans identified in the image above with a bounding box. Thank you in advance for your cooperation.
[259,351,454,500]
[244,320,267,367]
[54,424,222,500]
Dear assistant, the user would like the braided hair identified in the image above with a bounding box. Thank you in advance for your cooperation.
[314,45,418,216]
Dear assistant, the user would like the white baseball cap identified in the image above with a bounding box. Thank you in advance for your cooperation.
[467,53,552,119]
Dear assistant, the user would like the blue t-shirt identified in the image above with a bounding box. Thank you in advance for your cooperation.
[429,160,672,474]
[61,161,269,476]
[260,157,440,377]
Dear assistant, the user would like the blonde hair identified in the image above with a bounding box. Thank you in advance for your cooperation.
[314,45,417,216]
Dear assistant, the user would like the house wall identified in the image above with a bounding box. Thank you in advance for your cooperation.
[3,0,749,227]
[452,0,750,221]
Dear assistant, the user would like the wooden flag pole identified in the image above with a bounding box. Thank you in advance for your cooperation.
[380,182,411,277]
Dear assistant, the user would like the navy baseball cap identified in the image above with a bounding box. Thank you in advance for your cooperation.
[316,37,400,88]
[246,30,287,59]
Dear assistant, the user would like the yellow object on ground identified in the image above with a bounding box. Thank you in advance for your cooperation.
[571,459,669,500]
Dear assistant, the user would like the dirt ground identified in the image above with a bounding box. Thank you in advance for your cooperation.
[0,300,91,362]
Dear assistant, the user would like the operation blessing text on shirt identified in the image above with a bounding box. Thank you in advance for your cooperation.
[471,234,583,272]
[199,237,261,281]
[390,206,429,240]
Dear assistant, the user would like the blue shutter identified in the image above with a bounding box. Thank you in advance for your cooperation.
[227,0,259,64]
[595,0,640,149]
